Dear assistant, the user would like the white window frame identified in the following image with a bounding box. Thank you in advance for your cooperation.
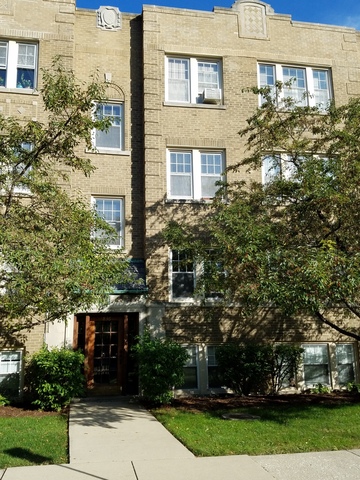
[0,142,33,195]
[13,142,33,194]
[302,344,331,388]
[165,56,222,104]
[262,154,295,184]
[93,102,124,153]
[258,63,332,109]
[0,349,23,396]
[0,41,37,89]
[203,250,226,300]
[92,197,124,249]
[167,149,225,200]
[182,345,199,390]
[170,249,195,301]
[262,154,330,184]
[300,343,357,390]
[335,343,356,387]
[206,345,223,389]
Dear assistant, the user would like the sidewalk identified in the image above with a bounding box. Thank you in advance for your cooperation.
[1,397,360,480]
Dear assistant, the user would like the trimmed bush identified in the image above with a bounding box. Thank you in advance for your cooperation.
[26,346,85,411]
[217,343,304,395]
[216,343,272,395]
[133,329,189,404]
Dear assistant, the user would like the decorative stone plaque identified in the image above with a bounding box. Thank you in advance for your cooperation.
[97,6,122,31]
[0,0,13,15]
[232,0,274,39]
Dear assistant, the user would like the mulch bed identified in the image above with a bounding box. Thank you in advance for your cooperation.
[1,393,359,417]
[169,392,360,413]
[0,404,68,418]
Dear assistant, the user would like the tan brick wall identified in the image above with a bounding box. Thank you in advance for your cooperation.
[0,0,75,123]
[142,3,360,344]
[163,306,357,345]
[0,323,44,355]
[1,1,360,362]
[72,9,144,258]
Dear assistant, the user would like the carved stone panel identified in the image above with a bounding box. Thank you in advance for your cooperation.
[97,6,122,31]
[232,0,273,39]
[0,0,13,15]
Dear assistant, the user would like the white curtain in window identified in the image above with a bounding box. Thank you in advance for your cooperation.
[201,153,222,197]
[283,67,307,106]
[313,70,330,108]
[168,58,189,102]
[17,44,36,68]
[198,62,219,92]
[170,152,192,197]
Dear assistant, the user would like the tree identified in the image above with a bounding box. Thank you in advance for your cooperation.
[163,85,360,341]
[0,59,134,337]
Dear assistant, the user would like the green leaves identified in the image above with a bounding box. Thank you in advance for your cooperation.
[0,60,132,336]
[164,87,360,341]
[26,347,85,411]
[133,329,189,404]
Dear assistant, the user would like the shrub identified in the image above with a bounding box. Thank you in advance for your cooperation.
[347,382,360,394]
[0,394,10,406]
[216,343,272,395]
[311,383,331,394]
[268,344,304,394]
[26,346,85,411]
[133,329,189,404]
[217,343,304,395]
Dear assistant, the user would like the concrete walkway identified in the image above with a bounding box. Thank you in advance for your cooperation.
[1,397,360,480]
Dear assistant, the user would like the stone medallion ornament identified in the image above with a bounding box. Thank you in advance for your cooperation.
[97,6,122,31]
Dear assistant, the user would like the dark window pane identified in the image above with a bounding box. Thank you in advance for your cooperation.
[182,367,197,389]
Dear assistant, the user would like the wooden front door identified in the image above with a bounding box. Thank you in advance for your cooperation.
[74,313,139,395]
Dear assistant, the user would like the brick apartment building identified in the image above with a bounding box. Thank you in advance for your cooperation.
[0,0,359,395]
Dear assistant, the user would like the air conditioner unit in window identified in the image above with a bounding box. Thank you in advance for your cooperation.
[202,88,221,104]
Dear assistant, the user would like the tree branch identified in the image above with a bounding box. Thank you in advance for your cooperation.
[314,310,360,342]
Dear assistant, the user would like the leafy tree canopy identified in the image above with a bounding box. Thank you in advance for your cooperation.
[0,59,134,337]
[163,85,360,341]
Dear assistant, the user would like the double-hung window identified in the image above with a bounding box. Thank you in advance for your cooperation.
[170,250,195,300]
[166,57,222,104]
[262,154,297,184]
[336,344,355,386]
[302,343,356,389]
[303,344,330,387]
[93,197,124,248]
[1,142,33,195]
[95,103,124,152]
[13,142,33,194]
[0,350,22,396]
[0,41,37,89]
[258,63,331,109]
[182,346,198,389]
[262,154,330,185]
[168,149,224,200]
[207,346,222,388]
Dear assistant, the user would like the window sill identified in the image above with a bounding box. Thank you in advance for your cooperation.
[165,198,214,204]
[0,87,38,95]
[163,101,226,110]
[169,298,196,305]
[90,149,131,156]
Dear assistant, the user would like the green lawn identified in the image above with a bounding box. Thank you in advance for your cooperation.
[0,414,68,468]
[152,402,360,456]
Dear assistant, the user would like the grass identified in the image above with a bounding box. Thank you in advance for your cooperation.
[0,414,68,468]
[152,402,360,456]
